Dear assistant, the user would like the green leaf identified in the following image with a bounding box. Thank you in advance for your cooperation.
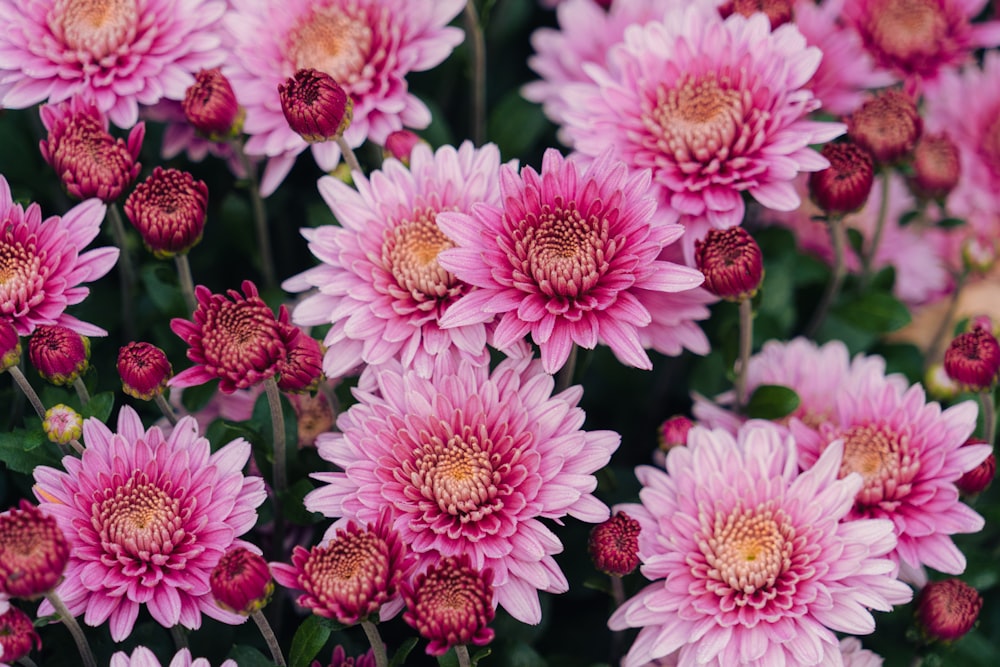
[937,216,967,228]
[280,478,324,525]
[288,615,332,667]
[487,90,550,161]
[829,291,912,334]
[389,637,419,667]
[745,385,801,420]
[140,263,184,315]
[226,645,277,667]
[81,391,114,421]
[899,209,921,226]
[180,380,219,414]
[846,228,865,256]
[0,428,62,474]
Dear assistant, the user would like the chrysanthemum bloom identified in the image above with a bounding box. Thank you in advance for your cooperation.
[284,141,506,378]
[956,439,995,495]
[610,422,913,667]
[314,645,377,667]
[279,69,354,144]
[382,130,424,165]
[0,500,69,599]
[842,0,1000,82]
[717,0,793,28]
[277,331,324,393]
[39,95,144,202]
[790,374,989,575]
[437,149,704,373]
[32,406,267,640]
[909,132,962,201]
[838,637,884,667]
[944,326,1000,391]
[223,0,465,196]
[589,511,641,577]
[183,69,244,140]
[809,141,876,216]
[693,227,764,302]
[0,176,117,337]
[0,606,41,664]
[847,89,922,165]
[916,578,983,643]
[307,356,618,624]
[170,281,300,394]
[110,647,237,667]
[125,168,209,259]
[43,404,83,446]
[402,554,495,656]
[0,320,21,372]
[560,7,843,232]
[118,342,173,400]
[210,547,273,615]
[271,513,411,625]
[0,0,227,129]
[29,325,89,386]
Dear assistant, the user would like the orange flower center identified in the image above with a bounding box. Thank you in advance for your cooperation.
[384,210,461,306]
[53,0,138,59]
[839,423,920,507]
[288,8,372,85]
[869,0,946,60]
[703,504,793,596]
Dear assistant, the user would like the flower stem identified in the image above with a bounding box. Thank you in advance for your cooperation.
[154,393,179,425]
[44,590,96,667]
[463,0,487,144]
[232,137,277,292]
[456,644,472,667]
[805,216,848,337]
[106,203,137,341]
[861,171,891,289]
[17,657,40,667]
[554,344,579,393]
[8,365,47,421]
[360,620,389,667]
[735,298,754,410]
[173,254,198,315]
[264,376,287,496]
[979,390,996,446]
[336,136,364,175]
[67,438,85,455]
[72,377,91,405]
[169,624,189,650]
[252,609,287,667]
[926,272,967,368]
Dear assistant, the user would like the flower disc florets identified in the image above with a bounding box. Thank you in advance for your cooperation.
[125,167,209,258]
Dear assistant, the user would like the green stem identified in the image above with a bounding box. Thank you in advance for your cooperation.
[926,272,967,369]
[554,344,579,393]
[861,171,891,289]
[72,377,91,405]
[8,365,46,420]
[107,203,137,341]
[735,298,754,410]
[67,438,85,455]
[463,0,487,145]
[154,393,179,426]
[979,390,996,446]
[456,644,472,667]
[360,620,389,667]
[173,254,198,315]
[232,137,277,292]
[17,658,40,667]
[169,625,189,650]
[252,610,287,667]
[336,136,364,175]
[804,216,849,337]
[264,376,287,495]
[44,590,97,667]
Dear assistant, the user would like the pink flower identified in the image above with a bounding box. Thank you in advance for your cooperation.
[559,6,843,234]
[790,375,990,576]
[305,356,620,624]
[283,141,505,378]
[0,0,228,128]
[610,422,912,667]
[110,647,237,667]
[437,148,705,374]
[32,406,267,641]
[838,637,884,667]
[0,175,118,337]
[223,0,465,196]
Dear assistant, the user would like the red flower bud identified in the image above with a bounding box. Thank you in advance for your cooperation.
[183,68,244,139]
[909,132,961,201]
[943,325,1000,392]
[210,547,274,615]
[916,578,982,643]
[279,69,354,144]
[117,341,173,400]
[0,606,42,663]
[0,501,70,599]
[694,227,764,301]
[588,511,641,577]
[847,89,922,165]
[28,325,90,387]
[125,167,209,259]
[809,142,875,216]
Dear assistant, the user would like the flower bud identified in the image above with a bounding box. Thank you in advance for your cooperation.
[909,132,961,201]
[117,341,173,400]
[183,68,244,139]
[962,235,997,274]
[809,142,875,216]
[694,227,764,301]
[210,547,274,615]
[0,500,70,599]
[125,167,209,259]
[924,362,959,401]
[0,606,42,663]
[718,0,793,28]
[279,69,354,143]
[0,320,21,373]
[383,130,425,165]
[916,578,982,643]
[43,404,83,446]
[658,415,693,452]
[956,438,995,496]
[277,332,324,393]
[847,89,922,165]
[28,325,89,386]
[943,325,1000,392]
[588,511,641,577]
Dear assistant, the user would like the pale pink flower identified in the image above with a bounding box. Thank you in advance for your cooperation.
[32,406,267,641]
[839,637,884,667]
[305,356,620,625]
[0,175,118,337]
[559,7,843,234]
[223,0,465,196]
[610,422,912,667]
[283,141,504,378]
[790,375,989,576]
[437,148,705,374]
[0,0,227,129]
[142,101,247,180]
[110,647,237,667]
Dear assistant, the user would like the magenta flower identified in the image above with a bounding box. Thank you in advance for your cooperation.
[0,175,118,337]
[437,148,704,374]
[32,406,267,641]
[559,6,843,233]
[305,356,620,624]
[284,141,504,378]
[222,0,465,195]
[0,0,228,128]
[110,647,237,667]
[790,374,990,577]
[610,422,912,666]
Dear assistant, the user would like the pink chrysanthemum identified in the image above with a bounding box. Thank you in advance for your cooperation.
[223,0,465,196]
[0,0,227,128]
[283,141,505,378]
[790,374,989,576]
[110,647,237,667]
[610,422,912,667]
[142,101,247,180]
[0,175,118,337]
[32,406,267,641]
[437,148,705,374]
[559,6,843,233]
[305,356,620,624]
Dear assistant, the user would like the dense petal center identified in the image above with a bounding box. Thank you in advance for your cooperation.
[840,423,919,507]
[305,532,390,605]
[289,8,372,83]
[52,0,138,59]
[700,504,793,599]
[383,210,461,305]
[0,239,44,316]
[515,202,610,299]
[201,301,283,369]
[96,472,187,563]
[410,427,503,522]
[869,0,946,59]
